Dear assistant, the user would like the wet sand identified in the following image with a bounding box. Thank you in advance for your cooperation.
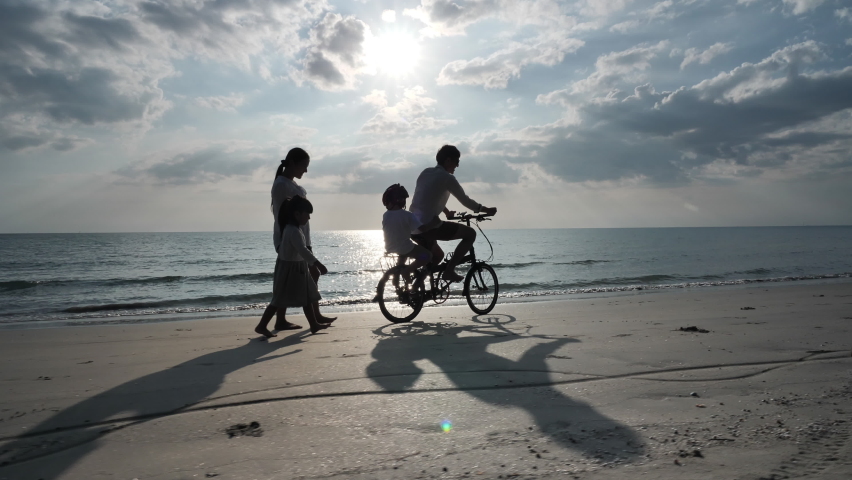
[1,281,850,479]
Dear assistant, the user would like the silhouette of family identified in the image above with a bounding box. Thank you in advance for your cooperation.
[255,145,497,337]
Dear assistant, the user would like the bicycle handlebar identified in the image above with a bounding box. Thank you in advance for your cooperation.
[451,212,494,223]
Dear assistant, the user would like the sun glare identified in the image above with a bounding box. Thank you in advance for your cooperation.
[366,32,421,77]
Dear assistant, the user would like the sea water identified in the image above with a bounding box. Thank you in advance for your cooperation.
[1,226,851,327]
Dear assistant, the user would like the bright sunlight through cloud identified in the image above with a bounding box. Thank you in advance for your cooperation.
[365,31,420,77]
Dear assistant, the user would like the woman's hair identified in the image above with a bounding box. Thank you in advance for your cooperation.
[271,147,310,211]
[277,195,314,235]
[275,147,310,178]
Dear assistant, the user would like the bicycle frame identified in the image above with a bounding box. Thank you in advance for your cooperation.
[377,212,498,322]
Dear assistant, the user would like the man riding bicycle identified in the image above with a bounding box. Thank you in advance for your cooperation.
[410,145,497,282]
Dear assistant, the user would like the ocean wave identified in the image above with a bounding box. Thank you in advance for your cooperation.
[489,260,613,269]
[488,261,547,269]
[62,292,272,314]
[571,274,681,287]
[732,268,771,275]
[498,272,852,297]
[553,260,613,266]
[0,280,44,291]
[25,270,389,289]
[103,275,185,286]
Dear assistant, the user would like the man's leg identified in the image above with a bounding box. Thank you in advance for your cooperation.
[442,224,476,281]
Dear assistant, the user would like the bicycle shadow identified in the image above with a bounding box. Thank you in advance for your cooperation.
[366,315,645,461]
[0,330,308,479]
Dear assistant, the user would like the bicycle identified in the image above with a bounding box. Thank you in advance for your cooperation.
[376,212,499,323]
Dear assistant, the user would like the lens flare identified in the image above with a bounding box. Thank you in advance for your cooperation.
[441,420,452,432]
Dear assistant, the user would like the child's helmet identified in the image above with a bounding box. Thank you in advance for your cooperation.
[382,184,409,207]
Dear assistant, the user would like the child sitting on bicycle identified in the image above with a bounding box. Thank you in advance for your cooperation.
[382,184,432,283]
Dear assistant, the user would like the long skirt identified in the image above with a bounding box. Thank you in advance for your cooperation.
[270,259,321,308]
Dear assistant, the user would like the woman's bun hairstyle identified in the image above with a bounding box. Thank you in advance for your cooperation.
[276,147,310,176]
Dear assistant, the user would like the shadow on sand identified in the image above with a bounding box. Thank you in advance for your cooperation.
[366,314,646,462]
[0,330,308,479]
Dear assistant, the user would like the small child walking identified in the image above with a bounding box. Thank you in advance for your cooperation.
[381,184,432,281]
[255,195,329,337]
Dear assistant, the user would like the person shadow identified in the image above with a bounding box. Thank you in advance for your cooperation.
[366,315,645,462]
[0,330,308,479]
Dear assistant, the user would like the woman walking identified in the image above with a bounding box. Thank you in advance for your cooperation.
[268,148,336,330]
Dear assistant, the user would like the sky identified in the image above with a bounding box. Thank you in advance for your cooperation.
[1,0,851,233]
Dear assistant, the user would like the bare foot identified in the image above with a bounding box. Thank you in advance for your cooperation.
[254,326,277,338]
[310,323,329,335]
[274,321,302,330]
[318,315,337,324]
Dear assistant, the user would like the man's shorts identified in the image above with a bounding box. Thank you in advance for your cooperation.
[411,221,462,251]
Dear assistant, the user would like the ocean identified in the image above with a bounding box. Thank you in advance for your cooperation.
[1,226,851,327]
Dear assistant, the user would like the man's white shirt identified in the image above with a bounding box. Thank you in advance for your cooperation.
[409,165,481,226]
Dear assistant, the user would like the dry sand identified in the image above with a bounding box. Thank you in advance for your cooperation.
[0,281,850,479]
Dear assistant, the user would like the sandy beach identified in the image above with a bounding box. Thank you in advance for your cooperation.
[1,281,850,479]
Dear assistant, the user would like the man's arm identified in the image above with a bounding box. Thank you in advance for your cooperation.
[445,175,483,212]
[446,176,496,215]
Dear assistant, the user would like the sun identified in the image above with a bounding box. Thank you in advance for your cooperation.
[365,32,421,77]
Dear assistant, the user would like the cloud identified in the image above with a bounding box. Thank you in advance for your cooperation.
[579,0,634,17]
[437,36,584,89]
[681,42,733,69]
[837,8,851,21]
[404,0,575,37]
[296,12,372,91]
[495,41,852,185]
[119,144,273,185]
[403,0,501,36]
[194,94,246,113]
[136,0,325,63]
[782,0,824,15]
[610,19,640,33]
[0,114,94,152]
[360,86,457,135]
[537,40,669,106]
[0,0,328,151]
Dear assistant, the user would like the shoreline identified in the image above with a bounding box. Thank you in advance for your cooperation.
[3,274,851,330]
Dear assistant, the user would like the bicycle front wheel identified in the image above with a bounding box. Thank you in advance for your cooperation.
[377,266,423,323]
[464,263,499,314]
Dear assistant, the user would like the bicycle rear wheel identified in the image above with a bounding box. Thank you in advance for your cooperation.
[464,263,498,314]
[377,266,424,323]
